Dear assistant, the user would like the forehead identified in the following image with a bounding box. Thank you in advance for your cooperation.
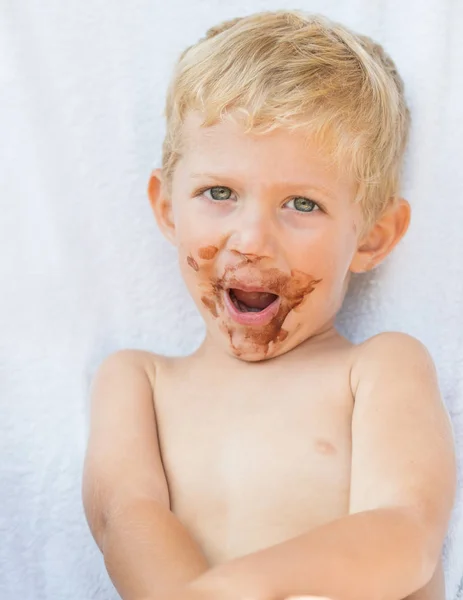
[177,110,355,194]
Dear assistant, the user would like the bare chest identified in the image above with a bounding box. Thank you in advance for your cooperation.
[154,369,353,565]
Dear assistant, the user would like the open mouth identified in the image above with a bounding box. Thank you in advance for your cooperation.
[228,288,279,313]
[223,287,282,327]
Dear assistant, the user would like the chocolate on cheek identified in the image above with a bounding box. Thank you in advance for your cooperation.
[201,295,218,318]
[186,249,221,319]
[276,329,289,343]
[187,245,218,271]
[187,255,199,271]
[198,245,218,260]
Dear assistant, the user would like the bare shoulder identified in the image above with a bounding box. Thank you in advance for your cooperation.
[94,347,168,384]
[93,349,188,406]
[355,330,434,361]
[350,331,437,392]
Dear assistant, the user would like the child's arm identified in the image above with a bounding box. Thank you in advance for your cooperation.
[403,559,445,600]
[185,333,456,600]
[82,350,209,600]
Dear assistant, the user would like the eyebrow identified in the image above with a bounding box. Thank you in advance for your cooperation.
[189,172,337,201]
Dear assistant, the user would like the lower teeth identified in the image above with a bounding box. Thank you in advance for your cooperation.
[238,301,260,313]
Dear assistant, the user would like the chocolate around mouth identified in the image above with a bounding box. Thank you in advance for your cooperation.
[197,259,322,359]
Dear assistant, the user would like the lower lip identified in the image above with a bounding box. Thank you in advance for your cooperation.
[223,290,281,326]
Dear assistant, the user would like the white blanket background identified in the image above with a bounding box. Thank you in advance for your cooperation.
[1,1,462,598]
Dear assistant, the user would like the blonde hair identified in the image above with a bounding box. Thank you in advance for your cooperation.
[161,10,411,229]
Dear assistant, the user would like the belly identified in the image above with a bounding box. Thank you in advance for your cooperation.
[160,405,352,565]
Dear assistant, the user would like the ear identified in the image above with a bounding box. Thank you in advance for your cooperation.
[147,168,176,245]
[350,198,411,273]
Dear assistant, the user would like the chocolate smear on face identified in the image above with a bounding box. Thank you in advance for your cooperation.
[230,250,263,264]
[198,245,218,260]
[200,259,321,358]
[187,247,321,358]
[187,255,199,271]
[201,295,218,318]
[276,328,289,343]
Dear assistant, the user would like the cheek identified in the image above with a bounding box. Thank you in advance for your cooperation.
[176,231,220,292]
[174,196,219,243]
[178,243,202,288]
[320,236,358,296]
[288,228,356,286]
[174,203,226,266]
[173,209,205,258]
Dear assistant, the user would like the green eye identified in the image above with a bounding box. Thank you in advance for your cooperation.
[207,186,233,201]
[287,197,319,212]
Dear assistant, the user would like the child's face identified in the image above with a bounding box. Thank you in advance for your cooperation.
[152,111,369,361]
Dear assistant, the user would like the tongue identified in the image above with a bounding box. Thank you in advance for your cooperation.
[232,289,278,309]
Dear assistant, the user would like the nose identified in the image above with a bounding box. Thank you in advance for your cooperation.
[227,202,278,260]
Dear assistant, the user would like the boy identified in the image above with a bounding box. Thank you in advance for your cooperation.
[82,10,456,600]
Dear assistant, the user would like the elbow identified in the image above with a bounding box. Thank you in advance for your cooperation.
[402,507,444,591]
[421,541,444,590]
[82,476,107,552]
[416,548,439,592]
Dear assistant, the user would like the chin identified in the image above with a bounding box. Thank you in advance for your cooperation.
[219,327,295,362]
[228,345,273,362]
[228,347,278,363]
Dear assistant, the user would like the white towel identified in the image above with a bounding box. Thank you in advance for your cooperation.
[1,1,462,598]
